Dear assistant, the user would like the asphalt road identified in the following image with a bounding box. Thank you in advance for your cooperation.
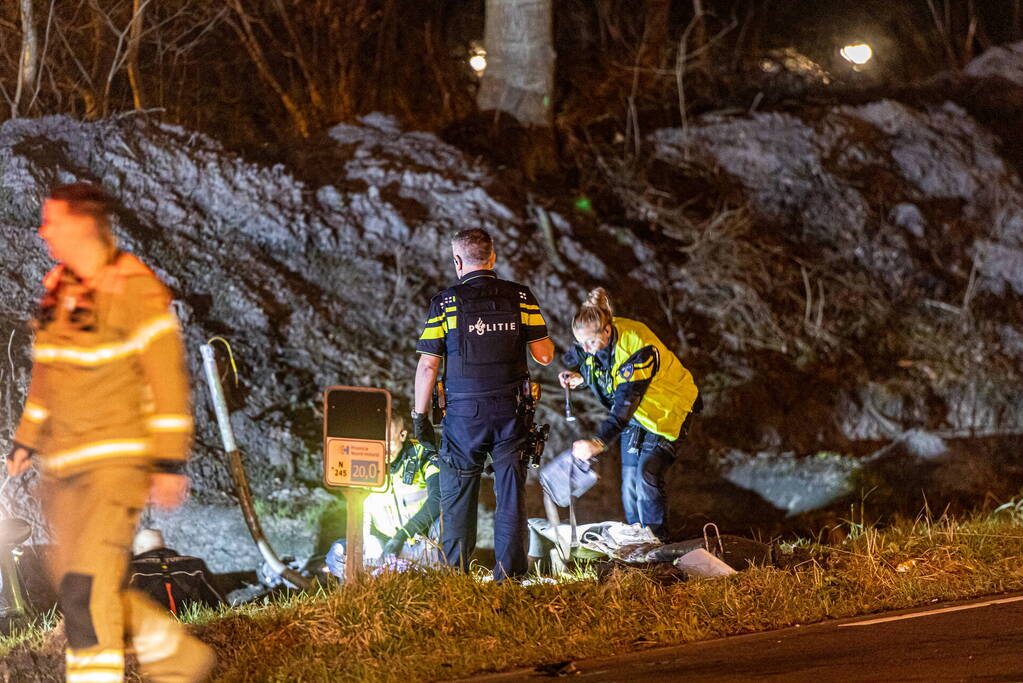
[477,594,1023,682]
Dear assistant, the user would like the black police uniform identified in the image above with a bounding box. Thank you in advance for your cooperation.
[416,269,550,580]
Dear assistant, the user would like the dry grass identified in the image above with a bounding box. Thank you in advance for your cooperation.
[4,511,1023,682]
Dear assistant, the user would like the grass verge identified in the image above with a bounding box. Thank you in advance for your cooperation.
[3,511,1023,682]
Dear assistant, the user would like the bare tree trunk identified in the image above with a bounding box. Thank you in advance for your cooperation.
[691,0,708,74]
[127,0,145,110]
[270,0,325,113]
[88,1,106,118]
[477,0,554,128]
[13,0,39,118]
[226,0,311,138]
[642,0,671,67]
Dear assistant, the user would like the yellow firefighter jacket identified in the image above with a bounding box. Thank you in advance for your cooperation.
[14,252,192,478]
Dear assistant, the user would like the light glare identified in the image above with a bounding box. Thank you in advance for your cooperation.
[469,54,487,74]
[840,43,873,66]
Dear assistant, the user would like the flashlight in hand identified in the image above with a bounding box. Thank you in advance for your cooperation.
[559,371,580,423]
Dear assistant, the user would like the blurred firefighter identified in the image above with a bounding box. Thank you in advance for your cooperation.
[559,287,701,541]
[413,228,554,581]
[6,183,214,682]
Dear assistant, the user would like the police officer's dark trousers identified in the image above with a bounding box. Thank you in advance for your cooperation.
[439,394,527,581]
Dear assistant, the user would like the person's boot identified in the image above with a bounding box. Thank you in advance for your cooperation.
[137,632,216,682]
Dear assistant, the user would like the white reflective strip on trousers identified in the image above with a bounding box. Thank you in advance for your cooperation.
[146,414,193,432]
[45,439,150,471]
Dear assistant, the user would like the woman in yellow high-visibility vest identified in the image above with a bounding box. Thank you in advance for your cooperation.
[559,288,702,540]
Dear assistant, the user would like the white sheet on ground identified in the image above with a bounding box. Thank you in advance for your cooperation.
[527,518,662,562]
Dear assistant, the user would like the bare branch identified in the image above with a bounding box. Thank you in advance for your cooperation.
[100,0,155,116]
[12,0,39,118]
[127,0,145,109]
[269,0,325,112]
[226,0,311,138]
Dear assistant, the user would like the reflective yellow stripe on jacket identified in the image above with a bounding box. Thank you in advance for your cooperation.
[32,314,178,367]
[146,414,193,432]
[519,302,545,327]
[22,401,49,423]
[44,439,151,474]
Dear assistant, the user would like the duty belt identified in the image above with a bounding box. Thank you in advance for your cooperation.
[445,379,527,401]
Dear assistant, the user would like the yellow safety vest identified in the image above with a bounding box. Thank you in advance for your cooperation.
[365,442,439,538]
[580,317,698,441]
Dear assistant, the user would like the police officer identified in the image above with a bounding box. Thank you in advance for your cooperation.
[7,183,214,682]
[560,287,701,541]
[413,228,554,581]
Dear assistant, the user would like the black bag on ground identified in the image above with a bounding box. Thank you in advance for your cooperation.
[128,548,225,615]
[647,534,772,570]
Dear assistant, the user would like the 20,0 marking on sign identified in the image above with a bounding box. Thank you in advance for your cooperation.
[348,459,379,484]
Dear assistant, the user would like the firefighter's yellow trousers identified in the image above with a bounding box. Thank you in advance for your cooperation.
[42,466,215,683]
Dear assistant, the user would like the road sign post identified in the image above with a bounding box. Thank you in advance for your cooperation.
[323,386,391,583]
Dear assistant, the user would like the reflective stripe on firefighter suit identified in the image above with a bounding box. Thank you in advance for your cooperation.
[575,317,699,539]
[416,269,550,581]
[14,253,211,682]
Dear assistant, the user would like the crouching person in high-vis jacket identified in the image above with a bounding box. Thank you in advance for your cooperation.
[325,415,441,578]
[6,183,214,683]
[365,415,441,562]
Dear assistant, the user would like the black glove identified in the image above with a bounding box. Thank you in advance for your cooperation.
[381,528,409,557]
[412,413,437,452]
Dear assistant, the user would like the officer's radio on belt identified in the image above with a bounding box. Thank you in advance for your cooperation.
[432,380,446,423]
[392,442,432,486]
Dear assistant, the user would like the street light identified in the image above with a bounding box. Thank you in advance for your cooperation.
[469,42,487,76]
[840,42,873,67]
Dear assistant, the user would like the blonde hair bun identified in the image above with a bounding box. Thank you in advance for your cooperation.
[573,287,614,332]
[586,287,611,312]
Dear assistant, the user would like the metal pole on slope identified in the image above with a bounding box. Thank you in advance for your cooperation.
[200,342,310,590]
